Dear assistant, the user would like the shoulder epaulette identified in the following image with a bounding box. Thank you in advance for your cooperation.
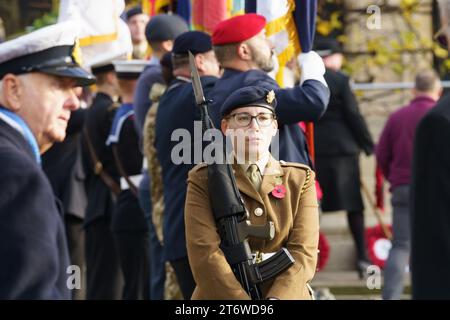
[279,160,311,171]
[279,160,312,195]
[190,162,208,173]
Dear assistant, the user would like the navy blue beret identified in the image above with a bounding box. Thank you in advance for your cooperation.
[220,86,277,118]
[126,6,144,20]
[173,31,212,55]
[145,14,189,43]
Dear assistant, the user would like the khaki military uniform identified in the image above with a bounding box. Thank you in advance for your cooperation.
[185,155,319,300]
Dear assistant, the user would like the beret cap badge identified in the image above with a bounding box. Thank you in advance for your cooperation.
[266,90,275,104]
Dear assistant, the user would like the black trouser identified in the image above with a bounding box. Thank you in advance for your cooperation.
[64,215,85,300]
[114,230,150,300]
[170,256,196,300]
[347,210,369,262]
[85,218,123,300]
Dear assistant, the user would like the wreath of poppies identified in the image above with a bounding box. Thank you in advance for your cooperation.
[366,224,393,268]
[316,232,330,272]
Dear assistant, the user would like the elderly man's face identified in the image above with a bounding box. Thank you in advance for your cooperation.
[16,73,80,147]
[221,106,278,162]
[128,14,150,43]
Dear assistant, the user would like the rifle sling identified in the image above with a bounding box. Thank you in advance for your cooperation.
[83,127,121,196]
[112,145,139,197]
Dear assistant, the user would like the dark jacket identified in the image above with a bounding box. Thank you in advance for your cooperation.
[109,112,148,232]
[133,62,164,194]
[411,94,450,299]
[208,68,330,166]
[42,108,87,219]
[82,93,119,226]
[155,76,218,261]
[0,118,71,299]
[314,69,374,157]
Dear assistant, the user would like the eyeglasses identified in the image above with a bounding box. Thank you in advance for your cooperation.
[227,112,276,128]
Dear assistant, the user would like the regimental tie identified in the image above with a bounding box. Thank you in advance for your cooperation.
[247,164,262,192]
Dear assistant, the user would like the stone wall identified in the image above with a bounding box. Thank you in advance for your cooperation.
[344,0,434,127]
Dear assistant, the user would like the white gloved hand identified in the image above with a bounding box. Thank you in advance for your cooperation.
[297,51,328,87]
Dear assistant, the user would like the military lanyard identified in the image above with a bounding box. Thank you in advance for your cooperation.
[0,106,41,164]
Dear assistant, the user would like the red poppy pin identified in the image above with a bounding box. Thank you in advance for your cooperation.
[271,184,286,199]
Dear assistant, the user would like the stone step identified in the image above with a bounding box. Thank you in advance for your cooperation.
[310,271,411,300]
[318,210,393,271]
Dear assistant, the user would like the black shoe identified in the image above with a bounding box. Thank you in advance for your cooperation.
[356,260,371,279]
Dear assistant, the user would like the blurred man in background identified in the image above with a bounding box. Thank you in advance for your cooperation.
[314,37,374,278]
[125,6,150,59]
[378,70,441,300]
[154,31,221,299]
[82,51,126,300]
[133,14,188,300]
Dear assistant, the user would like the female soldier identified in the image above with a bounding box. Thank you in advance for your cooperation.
[185,86,320,300]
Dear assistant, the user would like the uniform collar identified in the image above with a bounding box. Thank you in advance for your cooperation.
[106,103,134,145]
[176,76,191,83]
[222,68,243,80]
[233,154,284,205]
[0,106,41,164]
[411,95,437,105]
[239,153,270,176]
[260,155,284,196]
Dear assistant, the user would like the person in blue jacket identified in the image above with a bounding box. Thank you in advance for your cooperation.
[209,13,330,166]
[0,21,95,299]
[133,14,188,300]
[154,31,221,299]
[106,60,150,300]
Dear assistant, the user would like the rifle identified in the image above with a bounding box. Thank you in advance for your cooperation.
[189,52,295,300]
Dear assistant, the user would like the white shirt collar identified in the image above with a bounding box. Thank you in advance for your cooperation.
[239,153,271,176]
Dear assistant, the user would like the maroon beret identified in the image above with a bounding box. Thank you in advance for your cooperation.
[212,13,266,46]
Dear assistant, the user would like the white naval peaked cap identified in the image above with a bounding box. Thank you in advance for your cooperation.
[0,20,95,86]
[112,60,148,79]
[88,51,130,74]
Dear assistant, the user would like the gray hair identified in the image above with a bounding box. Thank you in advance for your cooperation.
[415,69,441,93]
[0,74,30,101]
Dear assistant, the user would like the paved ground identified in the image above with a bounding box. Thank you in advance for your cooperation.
[311,271,411,300]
